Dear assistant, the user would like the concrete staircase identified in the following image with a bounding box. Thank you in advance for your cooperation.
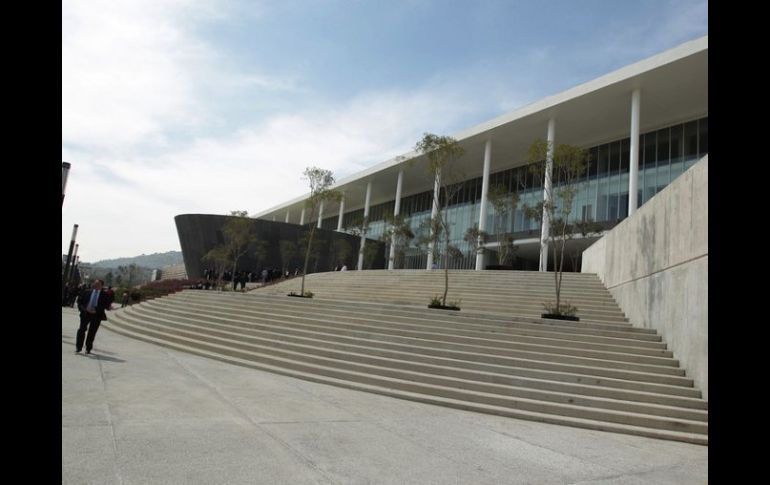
[104,270,707,445]
[260,270,629,323]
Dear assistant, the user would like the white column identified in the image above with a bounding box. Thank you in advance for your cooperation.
[475,138,492,270]
[317,200,324,229]
[628,89,641,216]
[539,118,555,272]
[272,215,276,221]
[426,174,440,270]
[337,193,345,231]
[285,211,290,223]
[388,170,404,270]
[357,181,372,270]
[299,207,305,226]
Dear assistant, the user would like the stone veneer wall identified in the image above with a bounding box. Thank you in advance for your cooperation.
[582,156,707,399]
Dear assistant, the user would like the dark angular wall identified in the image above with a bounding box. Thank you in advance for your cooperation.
[175,214,385,278]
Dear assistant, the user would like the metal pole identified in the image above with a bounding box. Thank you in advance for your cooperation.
[62,162,71,206]
[68,255,80,289]
[62,224,78,305]
[65,243,79,286]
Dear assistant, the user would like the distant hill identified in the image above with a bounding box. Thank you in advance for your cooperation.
[91,251,183,269]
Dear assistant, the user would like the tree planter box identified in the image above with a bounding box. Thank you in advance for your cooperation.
[485,265,515,270]
[429,304,461,311]
[541,313,579,321]
[288,293,313,298]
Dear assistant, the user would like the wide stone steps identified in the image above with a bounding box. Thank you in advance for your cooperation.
[177,292,652,341]
[104,304,707,445]
[266,288,627,319]
[104,288,706,444]
[126,302,704,411]
[114,309,707,424]
[162,296,668,361]
[158,296,699,395]
[257,270,629,322]
[164,295,668,358]
[137,302,678,377]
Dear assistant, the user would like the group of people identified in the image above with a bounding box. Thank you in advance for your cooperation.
[201,267,303,287]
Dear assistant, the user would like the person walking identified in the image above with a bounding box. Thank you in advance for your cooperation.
[75,279,111,354]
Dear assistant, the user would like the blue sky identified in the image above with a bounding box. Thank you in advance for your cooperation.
[62,0,707,263]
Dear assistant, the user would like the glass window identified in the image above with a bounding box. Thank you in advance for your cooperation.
[620,138,630,172]
[596,178,608,221]
[698,117,708,157]
[657,128,670,164]
[684,120,698,162]
[607,194,618,221]
[618,172,629,220]
[656,128,670,191]
[670,124,684,183]
[643,132,656,168]
[531,166,542,189]
[597,144,609,176]
[610,141,620,175]
[588,147,598,179]
[587,179,598,222]
[644,167,656,204]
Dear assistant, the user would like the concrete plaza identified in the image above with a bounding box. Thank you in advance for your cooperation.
[62,307,707,485]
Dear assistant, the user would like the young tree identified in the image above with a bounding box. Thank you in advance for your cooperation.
[344,214,370,269]
[382,213,414,269]
[463,225,488,262]
[415,133,466,307]
[522,140,589,317]
[568,219,604,272]
[202,245,229,289]
[299,167,342,296]
[487,183,520,267]
[222,210,257,280]
[278,240,298,275]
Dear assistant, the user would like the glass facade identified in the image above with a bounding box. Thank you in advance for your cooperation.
[324,116,707,269]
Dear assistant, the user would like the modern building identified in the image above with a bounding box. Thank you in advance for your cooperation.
[253,36,708,273]
[175,214,385,279]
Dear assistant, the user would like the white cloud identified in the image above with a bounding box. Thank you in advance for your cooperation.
[62,84,477,262]
[62,0,208,150]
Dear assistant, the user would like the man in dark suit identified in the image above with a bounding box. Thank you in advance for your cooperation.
[76,279,111,354]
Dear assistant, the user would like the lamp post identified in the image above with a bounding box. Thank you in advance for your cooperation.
[62,162,71,207]
[66,244,79,288]
[68,256,81,290]
[62,224,78,306]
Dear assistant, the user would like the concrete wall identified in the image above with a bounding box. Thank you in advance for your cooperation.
[582,156,707,399]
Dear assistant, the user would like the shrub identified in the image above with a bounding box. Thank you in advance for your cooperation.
[542,301,577,316]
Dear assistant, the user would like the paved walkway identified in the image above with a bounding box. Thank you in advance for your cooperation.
[62,307,707,485]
